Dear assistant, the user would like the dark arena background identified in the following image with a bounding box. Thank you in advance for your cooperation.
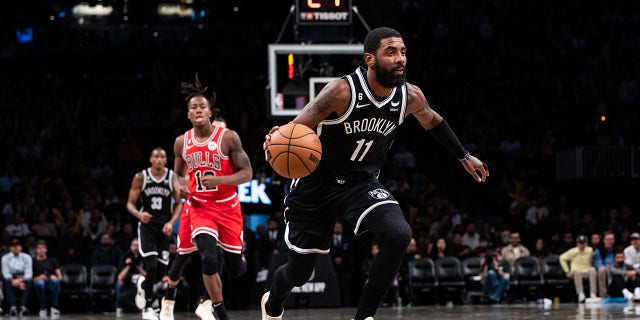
[1,0,640,319]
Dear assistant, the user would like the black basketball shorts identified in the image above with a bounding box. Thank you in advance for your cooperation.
[137,221,170,265]
[283,173,400,254]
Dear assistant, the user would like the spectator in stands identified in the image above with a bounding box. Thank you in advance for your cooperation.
[3,213,30,240]
[90,232,122,268]
[608,251,640,300]
[114,221,136,253]
[451,232,473,260]
[559,235,596,302]
[590,233,602,250]
[594,232,616,297]
[361,242,379,286]
[530,238,550,260]
[329,221,353,306]
[116,237,145,316]
[462,223,480,251]
[1,238,32,316]
[398,238,421,306]
[555,232,575,254]
[259,218,286,268]
[0,163,20,194]
[32,240,61,318]
[624,232,640,271]
[500,231,530,265]
[427,237,450,261]
[31,210,57,239]
[480,251,510,303]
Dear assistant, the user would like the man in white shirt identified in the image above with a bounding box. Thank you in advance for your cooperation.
[1,238,33,316]
[624,233,640,271]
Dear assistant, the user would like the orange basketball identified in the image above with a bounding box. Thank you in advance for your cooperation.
[267,123,322,179]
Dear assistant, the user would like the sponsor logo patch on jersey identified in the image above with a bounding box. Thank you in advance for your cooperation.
[208,141,218,151]
[368,188,390,200]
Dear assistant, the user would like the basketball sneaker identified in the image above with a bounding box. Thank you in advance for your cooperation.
[195,299,216,320]
[159,298,175,320]
[135,275,147,310]
[50,307,60,319]
[261,292,283,320]
[141,307,159,320]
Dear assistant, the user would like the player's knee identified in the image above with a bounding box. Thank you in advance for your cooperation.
[224,252,247,278]
[200,250,220,275]
[193,234,220,275]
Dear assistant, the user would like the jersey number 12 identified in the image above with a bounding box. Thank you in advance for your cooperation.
[195,170,219,192]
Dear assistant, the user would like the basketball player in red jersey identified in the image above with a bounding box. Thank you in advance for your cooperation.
[159,75,251,320]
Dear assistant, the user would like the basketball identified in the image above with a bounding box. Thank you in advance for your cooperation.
[267,123,322,179]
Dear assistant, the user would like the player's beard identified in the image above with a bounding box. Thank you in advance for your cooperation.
[374,62,406,88]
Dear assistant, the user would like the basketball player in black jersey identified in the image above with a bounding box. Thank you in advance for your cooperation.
[127,147,182,320]
[261,27,489,320]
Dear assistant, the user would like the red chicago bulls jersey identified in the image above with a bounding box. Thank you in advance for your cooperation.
[182,126,237,200]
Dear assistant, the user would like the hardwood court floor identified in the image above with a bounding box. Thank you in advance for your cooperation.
[23,302,640,319]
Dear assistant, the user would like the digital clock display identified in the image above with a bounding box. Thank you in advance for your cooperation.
[296,0,352,25]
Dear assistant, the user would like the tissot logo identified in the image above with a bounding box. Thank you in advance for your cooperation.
[299,12,349,21]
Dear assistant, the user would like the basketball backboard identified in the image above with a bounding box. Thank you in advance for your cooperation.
[267,43,363,118]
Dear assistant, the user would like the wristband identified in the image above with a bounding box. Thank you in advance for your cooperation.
[427,119,468,159]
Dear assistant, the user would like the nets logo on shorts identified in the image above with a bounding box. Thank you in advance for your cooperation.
[368,188,390,200]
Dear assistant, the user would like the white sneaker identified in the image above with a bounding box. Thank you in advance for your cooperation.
[159,298,175,320]
[50,307,60,319]
[578,293,586,302]
[634,287,640,300]
[195,300,216,320]
[623,288,634,300]
[136,275,147,310]
[39,309,47,318]
[261,292,283,320]
[116,307,123,317]
[141,307,159,320]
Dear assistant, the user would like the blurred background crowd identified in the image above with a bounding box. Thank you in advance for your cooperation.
[1,0,639,313]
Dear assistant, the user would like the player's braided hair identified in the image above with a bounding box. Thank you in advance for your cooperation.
[181,72,220,117]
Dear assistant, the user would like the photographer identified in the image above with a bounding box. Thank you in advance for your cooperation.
[1,238,33,316]
[116,237,146,315]
[481,251,510,303]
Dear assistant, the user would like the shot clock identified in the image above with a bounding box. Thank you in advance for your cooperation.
[296,0,352,25]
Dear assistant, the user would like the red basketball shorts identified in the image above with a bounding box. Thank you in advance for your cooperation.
[177,193,244,254]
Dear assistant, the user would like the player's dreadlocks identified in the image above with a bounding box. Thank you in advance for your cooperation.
[181,72,220,118]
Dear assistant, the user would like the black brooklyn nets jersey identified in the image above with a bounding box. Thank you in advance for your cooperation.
[140,167,174,225]
[316,66,408,181]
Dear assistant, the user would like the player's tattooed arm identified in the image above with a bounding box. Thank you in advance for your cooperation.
[406,83,443,130]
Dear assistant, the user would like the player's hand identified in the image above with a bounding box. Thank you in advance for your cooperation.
[461,154,489,182]
[162,222,173,236]
[178,184,190,199]
[139,211,153,224]
[199,174,218,189]
[263,125,280,160]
